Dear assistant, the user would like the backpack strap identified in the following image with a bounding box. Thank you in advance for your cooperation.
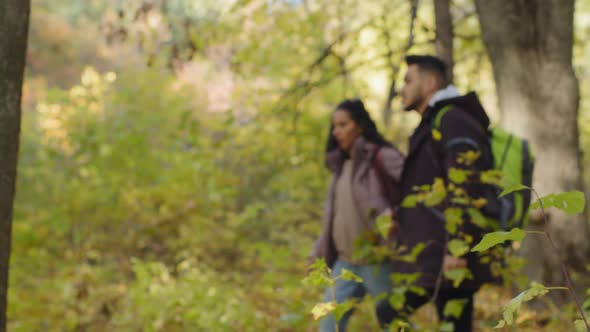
[427,104,455,173]
[498,133,514,170]
[432,104,455,131]
[431,104,482,155]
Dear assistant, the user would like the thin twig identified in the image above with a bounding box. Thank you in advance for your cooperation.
[429,232,448,329]
[525,230,546,235]
[532,188,590,331]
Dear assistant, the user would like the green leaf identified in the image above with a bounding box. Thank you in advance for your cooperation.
[371,292,389,303]
[458,150,481,165]
[450,197,470,205]
[493,320,506,329]
[302,259,332,288]
[308,258,328,272]
[401,194,418,208]
[480,169,504,186]
[448,168,471,184]
[389,288,407,310]
[471,228,526,252]
[408,285,427,296]
[332,299,355,322]
[376,213,392,239]
[420,184,432,191]
[351,240,373,262]
[499,184,530,198]
[339,269,363,283]
[440,321,455,332]
[530,191,585,216]
[471,197,488,209]
[443,298,469,319]
[444,268,473,288]
[499,282,550,326]
[448,239,470,257]
[423,178,447,207]
[574,320,587,332]
[444,208,463,235]
[399,243,426,263]
[390,320,411,330]
[467,208,489,228]
[311,302,336,320]
[391,272,421,285]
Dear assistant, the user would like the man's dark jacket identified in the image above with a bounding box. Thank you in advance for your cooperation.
[395,92,499,291]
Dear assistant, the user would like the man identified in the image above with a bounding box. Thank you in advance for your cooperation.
[393,55,499,331]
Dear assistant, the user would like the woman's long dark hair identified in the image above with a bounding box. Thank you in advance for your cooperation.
[325,98,390,153]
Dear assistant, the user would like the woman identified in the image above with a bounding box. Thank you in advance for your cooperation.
[309,99,405,331]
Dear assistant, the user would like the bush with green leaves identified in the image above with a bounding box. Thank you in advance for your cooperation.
[9,66,331,331]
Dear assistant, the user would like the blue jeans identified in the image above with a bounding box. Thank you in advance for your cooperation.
[319,259,395,332]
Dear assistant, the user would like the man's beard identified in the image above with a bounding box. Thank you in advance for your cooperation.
[403,96,423,112]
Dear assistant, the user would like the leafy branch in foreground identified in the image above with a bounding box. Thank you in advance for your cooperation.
[302,259,364,331]
[470,187,589,331]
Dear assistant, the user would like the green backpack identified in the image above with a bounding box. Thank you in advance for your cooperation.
[489,127,534,230]
[433,105,535,230]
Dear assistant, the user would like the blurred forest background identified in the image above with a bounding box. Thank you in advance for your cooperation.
[5,0,590,331]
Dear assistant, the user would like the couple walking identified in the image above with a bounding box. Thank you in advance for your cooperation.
[309,55,500,332]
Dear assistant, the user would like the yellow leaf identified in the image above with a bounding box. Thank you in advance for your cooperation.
[432,129,442,141]
[311,302,336,320]
[458,150,481,166]
[472,198,488,208]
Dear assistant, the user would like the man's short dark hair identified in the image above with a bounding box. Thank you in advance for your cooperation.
[405,55,448,85]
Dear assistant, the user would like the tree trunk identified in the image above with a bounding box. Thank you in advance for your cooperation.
[0,0,30,329]
[434,0,454,83]
[382,0,419,127]
[475,0,589,303]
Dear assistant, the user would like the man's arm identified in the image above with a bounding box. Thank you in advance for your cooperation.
[437,108,490,268]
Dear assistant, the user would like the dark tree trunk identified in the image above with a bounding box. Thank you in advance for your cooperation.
[475,0,589,303]
[0,0,30,329]
[434,0,454,83]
